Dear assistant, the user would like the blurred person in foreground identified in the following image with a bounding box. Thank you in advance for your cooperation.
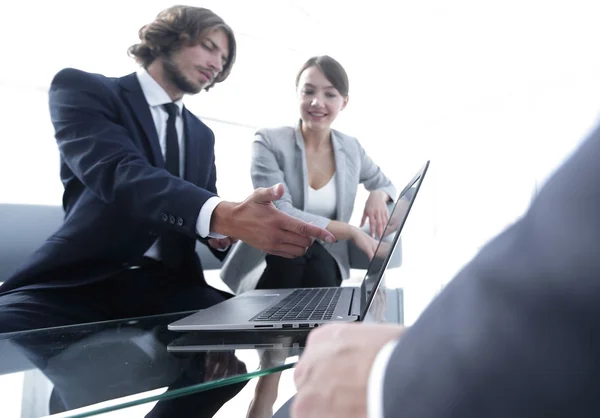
[288,118,600,418]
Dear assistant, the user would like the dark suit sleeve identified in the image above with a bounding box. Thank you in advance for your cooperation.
[381,124,600,417]
[195,154,230,261]
[49,68,214,239]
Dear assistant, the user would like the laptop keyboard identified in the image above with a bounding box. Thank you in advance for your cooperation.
[251,288,342,322]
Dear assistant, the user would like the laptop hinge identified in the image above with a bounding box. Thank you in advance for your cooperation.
[349,288,361,318]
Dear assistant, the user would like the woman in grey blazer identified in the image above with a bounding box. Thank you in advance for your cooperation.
[221,55,396,293]
[230,55,397,418]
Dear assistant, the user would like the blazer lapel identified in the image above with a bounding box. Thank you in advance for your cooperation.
[331,131,348,221]
[118,73,164,168]
[182,109,200,185]
[293,123,310,210]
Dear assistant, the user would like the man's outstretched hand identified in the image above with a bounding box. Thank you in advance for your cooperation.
[211,183,335,258]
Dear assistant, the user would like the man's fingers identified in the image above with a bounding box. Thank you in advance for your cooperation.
[288,218,334,243]
[278,229,314,248]
[252,183,284,203]
[360,212,367,227]
[294,329,328,388]
[294,361,308,389]
[295,325,346,388]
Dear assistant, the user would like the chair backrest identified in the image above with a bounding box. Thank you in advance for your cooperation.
[0,204,223,284]
[0,204,65,283]
[0,201,399,285]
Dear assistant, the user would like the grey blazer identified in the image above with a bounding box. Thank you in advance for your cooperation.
[221,123,396,293]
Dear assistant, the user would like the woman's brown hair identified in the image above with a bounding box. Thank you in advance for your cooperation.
[295,55,349,97]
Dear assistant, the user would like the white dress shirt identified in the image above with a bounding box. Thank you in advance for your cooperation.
[368,339,400,418]
[135,68,224,261]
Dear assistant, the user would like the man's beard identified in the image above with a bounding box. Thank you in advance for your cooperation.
[162,57,203,95]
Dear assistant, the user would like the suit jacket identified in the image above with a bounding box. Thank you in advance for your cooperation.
[0,68,226,294]
[221,123,396,292]
[382,123,600,417]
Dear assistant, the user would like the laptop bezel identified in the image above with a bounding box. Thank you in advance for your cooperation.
[358,161,430,319]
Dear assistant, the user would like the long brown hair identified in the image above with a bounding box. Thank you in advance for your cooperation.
[128,6,236,88]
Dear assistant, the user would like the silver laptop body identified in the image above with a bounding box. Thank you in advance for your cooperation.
[168,162,429,332]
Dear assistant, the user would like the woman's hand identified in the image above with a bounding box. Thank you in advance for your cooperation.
[360,190,390,239]
[351,228,379,260]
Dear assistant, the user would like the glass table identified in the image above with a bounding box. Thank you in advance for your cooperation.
[0,311,310,417]
[0,288,403,417]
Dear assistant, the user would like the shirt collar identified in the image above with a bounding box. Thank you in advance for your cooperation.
[136,67,184,115]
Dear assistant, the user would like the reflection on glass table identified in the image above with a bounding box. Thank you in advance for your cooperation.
[0,312,310,418]
[0,285,402,418]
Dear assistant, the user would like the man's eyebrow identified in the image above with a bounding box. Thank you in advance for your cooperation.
[205,38,228,63]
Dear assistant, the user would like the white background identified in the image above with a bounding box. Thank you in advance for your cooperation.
[1,1,600,415]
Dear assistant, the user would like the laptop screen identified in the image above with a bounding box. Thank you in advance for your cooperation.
[359,161,429,320]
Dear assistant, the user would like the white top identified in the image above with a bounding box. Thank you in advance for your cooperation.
[136,68,224,263]
[305,174,337,219]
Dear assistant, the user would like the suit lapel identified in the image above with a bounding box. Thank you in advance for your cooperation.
[331,131,347,221]
[118,73,164,168]
[182,109,200,185]
[293,123,309,210]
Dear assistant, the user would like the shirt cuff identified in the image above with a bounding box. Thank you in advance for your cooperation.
[367,339,400,418]
[196,196,228,239]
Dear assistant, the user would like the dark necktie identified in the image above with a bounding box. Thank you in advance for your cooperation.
[162,103,180,177]
[160,103,185,269]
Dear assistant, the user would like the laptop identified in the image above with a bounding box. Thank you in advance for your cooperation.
[167,330,309,352]
[168,161,429,332]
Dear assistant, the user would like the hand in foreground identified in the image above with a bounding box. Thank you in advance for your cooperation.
[211,183,335,258]
[207,237,237,251]
[361,190,390,239]
[292,323,405,418]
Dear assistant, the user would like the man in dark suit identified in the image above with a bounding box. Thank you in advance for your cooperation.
[290,121,600,417]
[0,5,334,333]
